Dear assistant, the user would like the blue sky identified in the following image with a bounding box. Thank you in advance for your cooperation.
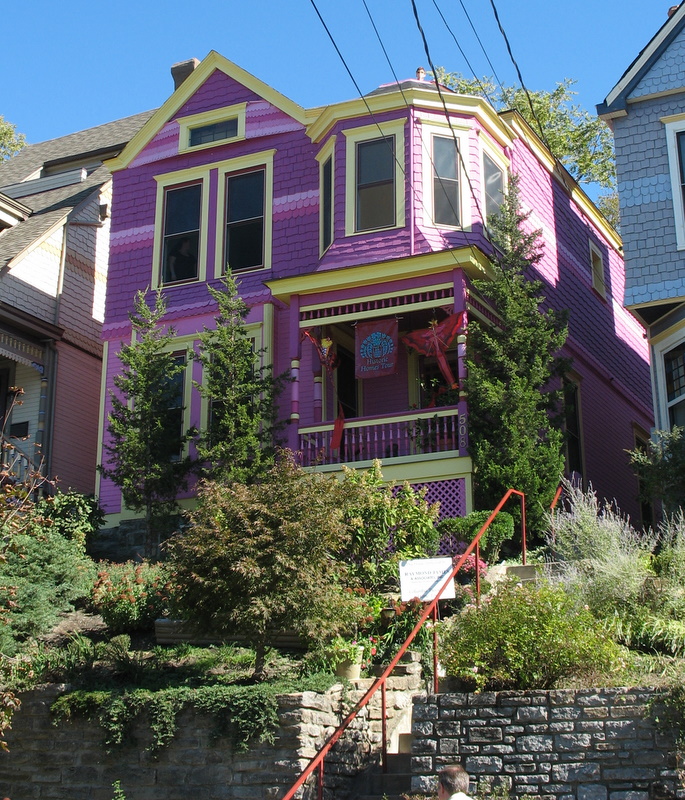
[3,0,670,145]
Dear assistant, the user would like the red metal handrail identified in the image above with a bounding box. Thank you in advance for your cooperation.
[279,488,527,800]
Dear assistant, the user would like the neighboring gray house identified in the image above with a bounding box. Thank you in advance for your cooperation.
[598,4,685,431]
[0,111,153,492]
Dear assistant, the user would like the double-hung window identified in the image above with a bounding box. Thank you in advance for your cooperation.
[344,120,405,236]
[663,115,685,249]
[161,183,201,284]
[356,137,395,231]
[665,342,685,426]
[483,152,505,220]
[215,150,275,275]
[225,169,265,271]
[317,136,336,254]
[432,135,460,227]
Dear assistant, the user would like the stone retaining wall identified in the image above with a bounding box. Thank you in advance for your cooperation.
[1,682,419,800]
[411,688,682,800]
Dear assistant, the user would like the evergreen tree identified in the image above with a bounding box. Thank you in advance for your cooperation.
[99,290,195,557]
[194,274,287,483]
[465,176,569,537]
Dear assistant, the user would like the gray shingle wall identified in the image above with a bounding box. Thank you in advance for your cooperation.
[632,27,685,99]
[613,92,685,303]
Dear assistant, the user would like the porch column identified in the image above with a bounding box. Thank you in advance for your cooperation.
[313,374,323,423]
[288,294,301,452]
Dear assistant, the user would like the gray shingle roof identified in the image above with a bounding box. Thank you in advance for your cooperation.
[0,110,156,268]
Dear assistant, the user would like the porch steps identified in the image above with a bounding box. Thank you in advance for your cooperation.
[353,748,414,800]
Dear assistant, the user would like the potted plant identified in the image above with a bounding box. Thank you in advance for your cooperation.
[326,636,367,680]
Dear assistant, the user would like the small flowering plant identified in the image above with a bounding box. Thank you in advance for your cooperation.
[91,561,172,634]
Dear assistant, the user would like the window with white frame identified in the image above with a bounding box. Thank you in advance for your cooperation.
[483,151,505,219]
[161,183,201,284]
[665,341,685,426]
[432,134,460,227]
[589,240,606,297]
[664,116,685,249]
[344,120,405,236]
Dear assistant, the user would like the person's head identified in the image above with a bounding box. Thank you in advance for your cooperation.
[437,765,470,799]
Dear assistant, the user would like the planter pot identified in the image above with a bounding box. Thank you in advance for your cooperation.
[334,646,365,680]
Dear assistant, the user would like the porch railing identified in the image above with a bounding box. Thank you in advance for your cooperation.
[0,434,47,490]
[279,488,527,800]
[298,403,467,466]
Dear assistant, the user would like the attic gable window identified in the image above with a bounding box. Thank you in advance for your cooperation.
[177,103,247,154]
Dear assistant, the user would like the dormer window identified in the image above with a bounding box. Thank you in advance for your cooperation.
[177,104,246,154]
[189,118,239,148]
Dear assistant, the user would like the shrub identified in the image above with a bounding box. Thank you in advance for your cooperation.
[0,528,97,655]
[437,510,514,562]
[91,562,171,634]
[439,580,623,690]
[168,456,364,680]
[31,491,104,552]
[337,460,440,592]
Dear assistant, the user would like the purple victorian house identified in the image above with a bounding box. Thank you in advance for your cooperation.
[96,52,653,533]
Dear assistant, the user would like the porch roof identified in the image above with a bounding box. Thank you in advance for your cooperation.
[266,246,490,305]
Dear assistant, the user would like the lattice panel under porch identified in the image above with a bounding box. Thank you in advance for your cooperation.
[410,478,465,520]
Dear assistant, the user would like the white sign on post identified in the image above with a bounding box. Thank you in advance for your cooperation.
[399,557,456,602]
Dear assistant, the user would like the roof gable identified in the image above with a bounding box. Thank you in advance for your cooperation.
[107,51,306,172]
[598,4,685,118]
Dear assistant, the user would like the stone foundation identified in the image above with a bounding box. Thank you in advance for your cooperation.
[411,688,682,800]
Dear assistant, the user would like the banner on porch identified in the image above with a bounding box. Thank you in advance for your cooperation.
[355,318,398,379]
[401,311,464,389]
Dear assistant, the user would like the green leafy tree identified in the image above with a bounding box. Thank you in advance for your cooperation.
[167,455,363,680]
[434,71,616,191]
[99,290,195,557]
[628,427,685,514]
[0,116,25,161]
[465,176,569,537]
[194,274,287,483]
[337,460,440,592]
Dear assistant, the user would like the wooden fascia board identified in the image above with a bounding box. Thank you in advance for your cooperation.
[306,88,513,148]
[266,247,489,304]
[106,51,307,173]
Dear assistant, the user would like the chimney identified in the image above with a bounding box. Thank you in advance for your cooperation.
[668,4,680,17]
[416,67,426,81]
[171,58,200,89]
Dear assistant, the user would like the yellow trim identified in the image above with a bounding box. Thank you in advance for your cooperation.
[105,51,306,173]
[152,167,211,289]
[307,87,513,149]
[214,150,275,277]
[94,340,109,499]
[661,112,685,125]
[177,103,247,154]
[316,135,336,256]
[344,119,406,237]
[267,246,489,303]
[649,316,685,347]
